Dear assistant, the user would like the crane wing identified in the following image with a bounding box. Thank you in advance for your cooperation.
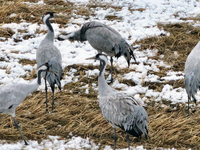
[100,92,148,137]
[0,83,31,113]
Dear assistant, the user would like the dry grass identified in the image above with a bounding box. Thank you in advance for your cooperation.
[0,0,73,25]
[0,64,197,149]
[146,101,200,149]
[18,59,36,66]
[134,22,200,72]
[129,8,146,13]
[1,0,200,149]
[105,15,123,21]
[133,22,200,93]
[0,89,199,149]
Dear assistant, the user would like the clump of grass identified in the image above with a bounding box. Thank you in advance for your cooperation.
[18,59,36,66]
[105,15,123,21]
[0,28,15,40]
[129,8,146,13]
[142,81,163,92]
[119,79,136,86]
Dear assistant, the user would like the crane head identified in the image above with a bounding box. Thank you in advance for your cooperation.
[37,61,57,85]
[86,53,108,62]
[37,63,49,85]
[86,54,108,76]
[42,12,56,23]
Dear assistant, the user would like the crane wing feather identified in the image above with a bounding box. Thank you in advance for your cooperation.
[100,92,148,137]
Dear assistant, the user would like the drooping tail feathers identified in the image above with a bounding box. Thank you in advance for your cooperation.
[45,71,62,93]
[128,107,148,139]
[43,58,63,93]
[114,38,136,67]
[185,71,199,104]
[118,119,148,139]
[117,106,148,139]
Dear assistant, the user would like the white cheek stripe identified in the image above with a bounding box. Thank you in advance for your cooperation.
[43,14,50,23]
[99,55,108,62]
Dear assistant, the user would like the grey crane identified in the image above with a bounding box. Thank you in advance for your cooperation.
[184,41,200,115]
[58,21,136,83]
[0,63,50,145]
[86,53,148,150]
[36,12,63,112]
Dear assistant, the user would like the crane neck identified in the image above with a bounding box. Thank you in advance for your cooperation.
[45,18,54,42]
[37,64,49,85]
[98,60,110,96]
[27,66,49,95]
[26,79,39,94]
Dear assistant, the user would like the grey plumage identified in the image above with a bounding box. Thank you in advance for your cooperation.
[58,21,136,82]
[184,41,200,115]
[36,12,63,112]
[86,54,148,150]
[0,63,49,145]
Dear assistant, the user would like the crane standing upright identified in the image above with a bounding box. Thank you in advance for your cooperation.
[36,12,63,112]
[86,54,148,150]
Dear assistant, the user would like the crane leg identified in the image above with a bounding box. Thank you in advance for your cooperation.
[51,91,54,112]
[114,128,118,150]
[109,57,113,83]
[126,132,130,150]
[188,96,190,117]
[13,117,28,145]
[45,72,48,112]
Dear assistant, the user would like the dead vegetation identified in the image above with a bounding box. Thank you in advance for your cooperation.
[18,59,36,66]
[134,22,200,72]
[0,0,73,25]
[0,89,199,149]
[1,0,200,149]
[133,22,200,93]
[0,27,15,41]
[105,15,123,21]
[0,64,196,149]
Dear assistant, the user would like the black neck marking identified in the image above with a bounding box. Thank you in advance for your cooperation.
[46,18,53,32]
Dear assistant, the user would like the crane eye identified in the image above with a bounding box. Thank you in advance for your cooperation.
[45,12,49,15]
[96,53,101,58]
[8,105,13,109]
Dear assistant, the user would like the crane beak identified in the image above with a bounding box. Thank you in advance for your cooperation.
[37,63,48,85]
[86,56,96,60]
[53,14,59,18]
